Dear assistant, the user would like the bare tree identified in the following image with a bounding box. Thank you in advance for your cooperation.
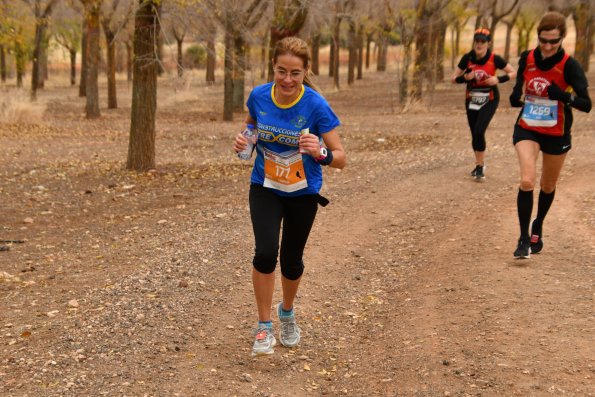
[80,0,102,118]
[411,0,449,102]
[204,0,269,121]
[102,0,133,109]
[572,0,594,71]
[127,0,161,171]
[445,0,472,69]
[161,0,190,77]
[53,2,83,86]
[23,0,60,100]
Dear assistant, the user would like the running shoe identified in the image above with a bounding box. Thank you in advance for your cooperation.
[251,326,276,356]
[470,165,485,181]
[530,220,544,254]
[277,303,301,347]
[470,165,480,177]
[513,237,531,259]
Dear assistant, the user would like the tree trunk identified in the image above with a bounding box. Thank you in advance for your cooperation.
[310,32,320,76]
[177,38,183,77]
[41,35,49,86]
[332,17,341,90]
[376,33,388,72]
[157,19,165,76]
[365,33,372,69]
[206,35,216,84]
[233,35,246,112]
[400,42,412,106]
[127,0,161,171]
[126,42,133,82]
[0,45,6,83]
[31,23,45,100]
[347,21,356,85]
[79,20,87,97]
[436,19,446,81]
[356,26,363,80]
[328,35,335,77]
[411,25,429,100]
[223,17,234,121]
[85,5,101,118]
[70,49,77,85]
[504,23,513,61]
[104,29,118,109]
[260,33,267,79]
[15,37,26,88]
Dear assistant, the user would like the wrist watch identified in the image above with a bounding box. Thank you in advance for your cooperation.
[317,147,328,161]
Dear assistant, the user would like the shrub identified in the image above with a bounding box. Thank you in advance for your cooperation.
[183,44,207,69]
[0,88,45,124]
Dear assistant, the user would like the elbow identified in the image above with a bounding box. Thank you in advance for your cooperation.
[333,158,347,170]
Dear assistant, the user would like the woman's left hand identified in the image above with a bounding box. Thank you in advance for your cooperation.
[299,133,321,158]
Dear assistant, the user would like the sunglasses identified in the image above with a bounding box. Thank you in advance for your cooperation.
[538,36,562,45]
[474,39,487,44]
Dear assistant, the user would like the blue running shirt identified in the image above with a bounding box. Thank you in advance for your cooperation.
[247,82,340,196]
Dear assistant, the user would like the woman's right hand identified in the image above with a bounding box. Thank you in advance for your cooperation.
[233,133,248,153]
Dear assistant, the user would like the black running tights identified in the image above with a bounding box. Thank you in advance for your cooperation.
[249,184,318,281]
[466,98,499,152]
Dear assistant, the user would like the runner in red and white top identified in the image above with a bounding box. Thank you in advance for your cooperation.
[452,28,516,181]
[509,11,591,259]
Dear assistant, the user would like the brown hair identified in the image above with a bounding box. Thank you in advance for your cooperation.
[537,11,567,37]
[272,36,320,92]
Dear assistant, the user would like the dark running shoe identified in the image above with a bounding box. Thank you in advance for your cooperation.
[530,220,544,254]
[470,165,485,181]
[513,237,531,259]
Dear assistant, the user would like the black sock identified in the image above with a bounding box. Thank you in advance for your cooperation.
[534,189,555,229]
[517,189,533,239]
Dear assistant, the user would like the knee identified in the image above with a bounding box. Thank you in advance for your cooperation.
[253,251,277,274]
[280,258,304,281]
[540,182,556,193]
[519,178,535,192]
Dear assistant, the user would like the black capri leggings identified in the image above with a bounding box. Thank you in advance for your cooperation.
[249,184,319,280]
[465,98,499,152]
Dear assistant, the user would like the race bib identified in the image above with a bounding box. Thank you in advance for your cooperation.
[521,95,558,127]
[468,90,489,110]
[263,148,308,193]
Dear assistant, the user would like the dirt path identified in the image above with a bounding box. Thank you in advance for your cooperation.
[1,71,594,397]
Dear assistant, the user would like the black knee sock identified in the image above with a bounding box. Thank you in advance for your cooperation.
[517,189,533,239]
[534,189,555,228]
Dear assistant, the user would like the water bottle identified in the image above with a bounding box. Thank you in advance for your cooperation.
[299,128,309,154]
[238,124,256,160]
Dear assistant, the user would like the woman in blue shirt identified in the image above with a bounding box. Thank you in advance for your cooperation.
[233,37,346,356]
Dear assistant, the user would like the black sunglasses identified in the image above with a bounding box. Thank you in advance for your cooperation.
[538,36,562,45]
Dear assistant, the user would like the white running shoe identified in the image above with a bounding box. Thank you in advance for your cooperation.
[251,326,276,356]
[277,303,301,347]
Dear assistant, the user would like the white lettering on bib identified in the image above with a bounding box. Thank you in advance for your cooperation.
[521,95,558,127]
[263,148,308,193]
[468,90,489,110]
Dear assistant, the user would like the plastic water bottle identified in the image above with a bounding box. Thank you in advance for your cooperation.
[299,128,309,154]
[238,124,256,160]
